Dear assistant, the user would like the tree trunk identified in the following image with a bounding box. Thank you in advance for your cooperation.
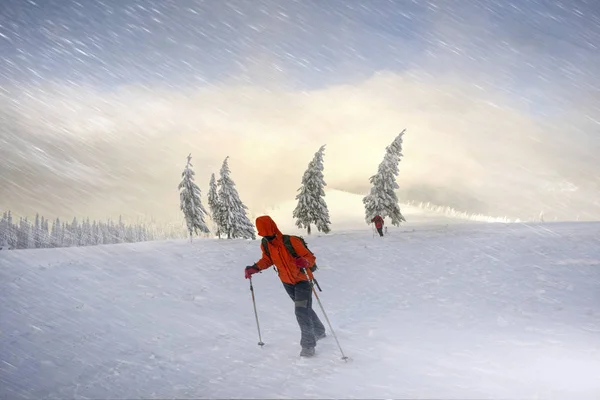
[307,224,311,235]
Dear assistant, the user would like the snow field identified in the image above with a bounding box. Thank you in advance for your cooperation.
[1,222,599,399]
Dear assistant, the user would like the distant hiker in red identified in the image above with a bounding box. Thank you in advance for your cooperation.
[371,215,384,237]
[244,215,326,357]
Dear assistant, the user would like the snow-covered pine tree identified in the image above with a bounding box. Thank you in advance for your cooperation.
[0,212,9,249]
[34,213,41,248]
[6,211,17,249]
[109,220,116,243]
[90,221,97,245]
[98,221,105,244]
[97,220,109,245]
[125,224,134,242]
[27,220,35,249]
[116,216,126,243]
[40,217,49,248]
[70,217,80,247]
[82,218,92,246]
[51,218,60,247]
[15,217,24,249]
[207,173,222,238]
[363,129,407,226]
[62,221,71,247]
[178,153,210,241]
[217,157,256,240]
[293,144,331,235]
[139,223,148,242]
[18,217,34,249]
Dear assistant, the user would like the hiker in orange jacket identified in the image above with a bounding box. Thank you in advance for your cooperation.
[244,215,326,357]
[371,215,384,236]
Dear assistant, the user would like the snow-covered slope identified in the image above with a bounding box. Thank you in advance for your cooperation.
[1,222,600,399]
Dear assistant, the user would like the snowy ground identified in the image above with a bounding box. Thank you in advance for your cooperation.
[1,221,600,399]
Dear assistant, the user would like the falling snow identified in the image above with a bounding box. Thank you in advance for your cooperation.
[0,3,599,396]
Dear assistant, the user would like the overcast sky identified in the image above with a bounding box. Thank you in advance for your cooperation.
[1,0,599,223]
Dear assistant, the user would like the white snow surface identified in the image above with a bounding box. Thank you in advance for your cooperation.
[1,221,600,399]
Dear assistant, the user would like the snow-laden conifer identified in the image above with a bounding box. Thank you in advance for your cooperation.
[217,157,256,240]
[207,173,223,238]
[178,154,210,241]
[363,129,407,226]
[293,145,331,234]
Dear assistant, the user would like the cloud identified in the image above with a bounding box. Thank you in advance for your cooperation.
[1,70,599,223]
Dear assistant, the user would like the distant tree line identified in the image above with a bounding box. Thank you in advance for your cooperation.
[0,212,186,250]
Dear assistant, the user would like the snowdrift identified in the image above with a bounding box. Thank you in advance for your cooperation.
[1,222,600,399]
[262,189,516,234]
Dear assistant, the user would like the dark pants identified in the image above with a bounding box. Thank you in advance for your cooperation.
[376,226,384,236]
[283,280,326,348]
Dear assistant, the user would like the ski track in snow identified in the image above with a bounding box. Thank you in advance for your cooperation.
[1,222,600,399]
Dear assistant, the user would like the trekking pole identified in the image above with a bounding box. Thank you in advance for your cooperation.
[302,269,348,361]
[249,277,265,347]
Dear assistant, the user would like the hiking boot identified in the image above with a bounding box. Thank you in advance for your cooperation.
[300,347,315,357]
[316,332,327,341]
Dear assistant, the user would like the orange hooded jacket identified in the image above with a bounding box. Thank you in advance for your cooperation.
[254,216,316,285]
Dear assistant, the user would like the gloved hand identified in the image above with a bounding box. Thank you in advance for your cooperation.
[294,257,310,269]
[245,264,259,279]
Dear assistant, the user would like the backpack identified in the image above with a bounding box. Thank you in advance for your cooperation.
[261,234,318,273]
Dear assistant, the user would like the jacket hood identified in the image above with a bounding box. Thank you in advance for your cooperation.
[255,215,283,237]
